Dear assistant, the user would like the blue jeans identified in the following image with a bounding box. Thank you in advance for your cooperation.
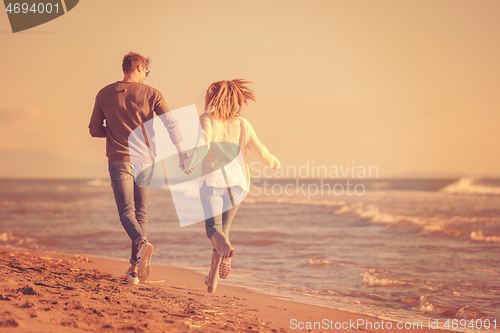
[200,182,243,250]
[109,161,152,265]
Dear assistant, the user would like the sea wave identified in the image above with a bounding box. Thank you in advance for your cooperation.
[0,232,36,245]
[245,197,428,227]
[236,239,282,246]
[441,178,500,195]
[244,197,345,207]
[86,179,110,187]
[335,203,425,226]
[306,259,337,267]
[418,295,487,319]
[361,269,408,287]
[470,230,500,243]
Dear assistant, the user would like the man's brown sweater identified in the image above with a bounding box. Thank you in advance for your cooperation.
[89,81,182,163]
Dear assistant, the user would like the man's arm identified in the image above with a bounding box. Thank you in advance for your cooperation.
[182,113,211,173]
[89,94,107,138]
[162,114,190,174]
[153,92,184,144]
[154,95,189,173]
[159,111,183,145]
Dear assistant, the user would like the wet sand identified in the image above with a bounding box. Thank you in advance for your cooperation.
[0,247,451,332]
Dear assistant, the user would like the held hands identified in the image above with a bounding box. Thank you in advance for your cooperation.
[178,151,280,174]
[178,151,193,175]
[174,143,194,175]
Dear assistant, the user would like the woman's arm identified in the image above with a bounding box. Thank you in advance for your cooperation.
[246,121,280,169]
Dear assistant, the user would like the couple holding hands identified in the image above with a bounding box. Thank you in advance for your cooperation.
[89,52,280,293]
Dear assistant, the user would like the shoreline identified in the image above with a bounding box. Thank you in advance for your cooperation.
[0,246,452,332]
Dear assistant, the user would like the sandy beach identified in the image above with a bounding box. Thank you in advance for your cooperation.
[0,247,453,333]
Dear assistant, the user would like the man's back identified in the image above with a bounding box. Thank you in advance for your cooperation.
[89,81,179,163]
[88,52,187,285]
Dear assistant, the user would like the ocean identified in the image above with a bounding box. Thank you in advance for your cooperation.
[1,177,499,332]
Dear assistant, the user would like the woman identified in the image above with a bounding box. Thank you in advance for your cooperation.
[184,79,280,293]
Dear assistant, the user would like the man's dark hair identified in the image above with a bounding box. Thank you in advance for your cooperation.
[122,52,150,73]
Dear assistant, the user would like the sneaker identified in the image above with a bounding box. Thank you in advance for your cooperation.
[136,241,153,282]
[126,268,139,285]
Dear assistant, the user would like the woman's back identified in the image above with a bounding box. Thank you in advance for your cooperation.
[200,113,244,145]
[189,79,281,293]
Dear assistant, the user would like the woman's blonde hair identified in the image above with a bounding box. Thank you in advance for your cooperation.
[204,79,256,121]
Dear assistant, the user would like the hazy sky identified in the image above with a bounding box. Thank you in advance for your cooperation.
[1,0,499,179]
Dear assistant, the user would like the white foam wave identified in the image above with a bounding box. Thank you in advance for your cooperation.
[306,259,337,267]
[356,206,404,223]
[0,232,36,245]
[335,203,425,226]
[441,178,500,195]
[418,295,455,316]
[244,197,425,227]
[423,223,445,232]
[0,233,9,242]
[418,295,485,319]
[243,197,345,207]
[361,269,408,287]
[470,230,500,243]
[456,305,485,319]
[333,205,355,215]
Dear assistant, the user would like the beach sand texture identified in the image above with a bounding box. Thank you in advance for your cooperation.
[0,248,450,333]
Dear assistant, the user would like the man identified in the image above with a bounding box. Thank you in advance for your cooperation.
[89,52,187,284]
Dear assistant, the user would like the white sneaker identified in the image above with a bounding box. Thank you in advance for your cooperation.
[136,241,153,282]
[126,268,139,285]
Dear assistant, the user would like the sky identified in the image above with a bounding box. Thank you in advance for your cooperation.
[1,0,499,179]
